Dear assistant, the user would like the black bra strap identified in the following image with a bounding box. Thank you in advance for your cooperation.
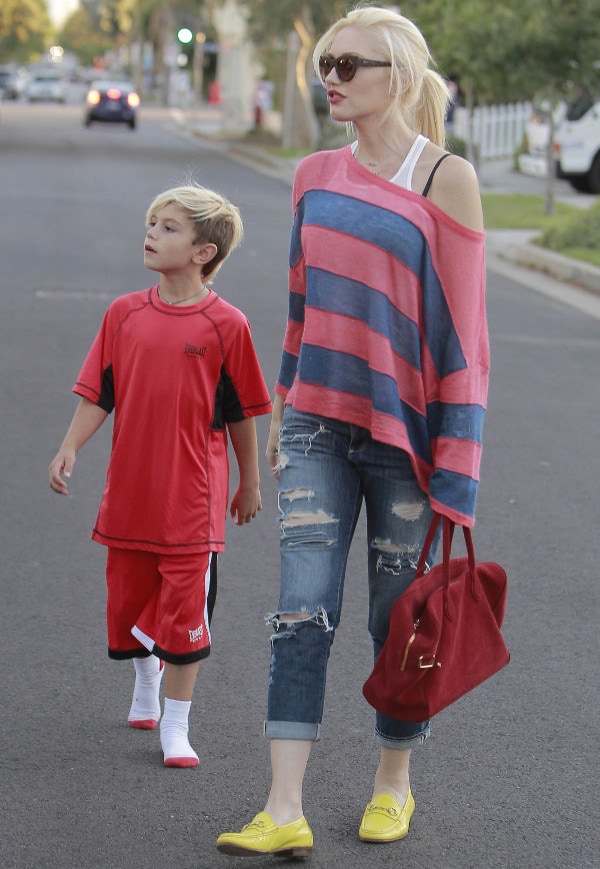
[422,152,452,198]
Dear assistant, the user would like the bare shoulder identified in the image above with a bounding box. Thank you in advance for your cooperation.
[422,150,484,232]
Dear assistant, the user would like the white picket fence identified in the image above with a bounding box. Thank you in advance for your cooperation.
[453,102,532,161]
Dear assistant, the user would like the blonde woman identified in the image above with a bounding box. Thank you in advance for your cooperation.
[218,5,487,857]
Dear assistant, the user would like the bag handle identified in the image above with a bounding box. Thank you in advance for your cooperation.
[415,514,479,617]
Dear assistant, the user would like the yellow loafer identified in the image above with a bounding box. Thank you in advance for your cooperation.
[358,789,415,842]
[216,811,313,858]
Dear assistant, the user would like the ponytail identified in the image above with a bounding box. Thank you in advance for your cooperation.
[413,68,450,147]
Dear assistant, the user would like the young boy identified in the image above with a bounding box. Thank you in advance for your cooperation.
[49,184,272,768]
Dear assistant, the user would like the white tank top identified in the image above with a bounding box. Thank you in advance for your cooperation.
[351,134,429,190]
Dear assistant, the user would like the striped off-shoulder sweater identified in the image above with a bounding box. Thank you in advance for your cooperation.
[275,144,489,526]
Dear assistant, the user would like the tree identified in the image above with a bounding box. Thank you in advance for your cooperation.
[59,8,114,68]
[403,0,600,211]
[0,0,53,63]
[401,0,529,104]
[238,0,347,147]
[240,0,341,44]
[79,0,138,40]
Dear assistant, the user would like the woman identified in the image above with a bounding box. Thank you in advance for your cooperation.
[217,5,488,857]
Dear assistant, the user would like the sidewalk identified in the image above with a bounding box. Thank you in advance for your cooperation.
[171,107,600,299]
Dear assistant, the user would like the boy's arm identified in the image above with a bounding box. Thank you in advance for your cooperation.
[227,417,262,525]
[49,397,108,495]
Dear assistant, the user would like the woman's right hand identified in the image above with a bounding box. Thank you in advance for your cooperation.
[266,395,285,479]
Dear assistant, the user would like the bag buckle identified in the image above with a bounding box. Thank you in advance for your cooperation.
[418,655,439,669]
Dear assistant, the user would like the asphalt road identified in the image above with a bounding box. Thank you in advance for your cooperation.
[0,102,598,869]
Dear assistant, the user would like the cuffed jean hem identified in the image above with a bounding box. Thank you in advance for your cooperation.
[264,720,321,741]
[375,724,430,750]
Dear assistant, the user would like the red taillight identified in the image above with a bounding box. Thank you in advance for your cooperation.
[127,92,140,108]
[106,88,122,100]
[87,90,101,105]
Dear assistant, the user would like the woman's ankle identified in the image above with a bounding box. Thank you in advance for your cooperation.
[264,797,304,826]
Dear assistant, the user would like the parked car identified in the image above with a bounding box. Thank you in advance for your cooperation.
[26,70,67,103]
[555,95,600,193]
[0,66,28,100]
[84,81,140,129]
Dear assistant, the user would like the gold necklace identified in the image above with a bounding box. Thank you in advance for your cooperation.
[356,137,417,176]
[356,146,384,174]
[158,286,205,306]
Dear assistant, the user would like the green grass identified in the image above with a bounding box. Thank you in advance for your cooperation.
[270,147,310,159]
[481,194,579,229]
[482,193,600,267]
[555,247,600,267]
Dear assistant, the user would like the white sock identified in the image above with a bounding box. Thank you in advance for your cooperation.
[160,698,199,768]
[128,656,164,729]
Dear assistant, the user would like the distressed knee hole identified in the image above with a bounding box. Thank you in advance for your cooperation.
[281,507,334,527]
[279,496,338,547]
[372,537,421,575]
[391,501,426,521]
[267,607,332,633]
[280,487,315,505]
[277,612,312,623]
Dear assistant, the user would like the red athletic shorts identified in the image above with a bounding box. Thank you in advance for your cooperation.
[105,548,217,664]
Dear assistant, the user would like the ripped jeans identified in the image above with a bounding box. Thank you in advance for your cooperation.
[266,408,438,750]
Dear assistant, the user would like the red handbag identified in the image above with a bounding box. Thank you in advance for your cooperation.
[363,514,510,722]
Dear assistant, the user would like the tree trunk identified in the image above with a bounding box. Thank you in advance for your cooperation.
[464,79,477,171]
[544,90,557,216]
[282,7,319,150]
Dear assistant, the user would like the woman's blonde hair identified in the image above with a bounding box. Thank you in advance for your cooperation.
[146,184,244,280]
[313,5,450,146]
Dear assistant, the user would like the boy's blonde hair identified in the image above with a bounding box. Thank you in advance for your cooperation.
[146,184,244,281]
[313,5,450,147]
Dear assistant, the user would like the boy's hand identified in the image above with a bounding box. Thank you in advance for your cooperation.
[230,482,262,525]
[47,398,108,496]
[49,449,76,495]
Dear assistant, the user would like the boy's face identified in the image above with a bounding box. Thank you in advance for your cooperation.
[144,203,201,275]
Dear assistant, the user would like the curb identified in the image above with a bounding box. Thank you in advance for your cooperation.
[506,244,600,296]
[223,143,299,185]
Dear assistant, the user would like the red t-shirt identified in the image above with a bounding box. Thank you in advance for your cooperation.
[74,286,272,554]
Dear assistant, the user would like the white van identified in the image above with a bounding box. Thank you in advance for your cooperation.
[555,95,600,193]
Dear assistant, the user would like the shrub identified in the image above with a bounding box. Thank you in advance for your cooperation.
[537,199,600,251]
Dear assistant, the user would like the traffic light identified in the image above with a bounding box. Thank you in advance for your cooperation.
[177,28,193,45]
[177,28,194,66]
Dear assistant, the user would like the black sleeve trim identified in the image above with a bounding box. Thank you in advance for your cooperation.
[98,364,115,413]
[212,366,245,429]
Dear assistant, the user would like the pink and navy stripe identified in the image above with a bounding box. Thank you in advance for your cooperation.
[276,147,488,526]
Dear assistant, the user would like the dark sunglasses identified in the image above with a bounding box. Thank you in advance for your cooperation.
[318,53,392,83]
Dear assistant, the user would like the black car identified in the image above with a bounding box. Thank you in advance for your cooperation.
[84,81,140,129]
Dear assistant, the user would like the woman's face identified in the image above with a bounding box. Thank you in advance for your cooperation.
[322,26,395,126]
